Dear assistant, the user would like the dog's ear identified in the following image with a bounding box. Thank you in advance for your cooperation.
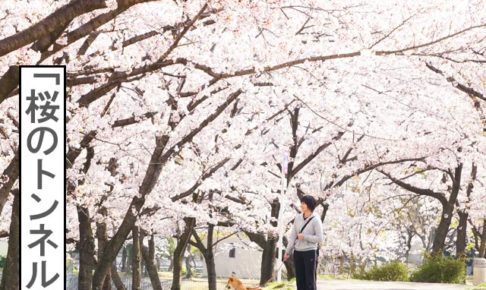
[228,277,234,282]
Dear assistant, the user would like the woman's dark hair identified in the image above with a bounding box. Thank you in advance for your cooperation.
[300,195,317,211]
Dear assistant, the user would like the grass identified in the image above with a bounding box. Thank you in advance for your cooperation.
[318,273,350,280]
[151,272,295,290]
[157,271,174,279]
[473,282,486,290]
[109,271,484,289]
[263,279,295,289]
[179,279,295,290]
[154,272,263,290]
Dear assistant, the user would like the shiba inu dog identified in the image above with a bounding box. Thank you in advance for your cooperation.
[225,276,261,290]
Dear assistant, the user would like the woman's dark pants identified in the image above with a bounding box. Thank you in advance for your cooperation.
[293,249,317,290]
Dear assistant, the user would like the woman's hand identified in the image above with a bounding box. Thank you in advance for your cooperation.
[283,252,290,261]
[297,233,304,240]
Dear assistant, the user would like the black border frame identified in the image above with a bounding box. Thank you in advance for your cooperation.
[19,65,67,289]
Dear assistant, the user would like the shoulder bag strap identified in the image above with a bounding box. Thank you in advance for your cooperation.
[299,216,314,233]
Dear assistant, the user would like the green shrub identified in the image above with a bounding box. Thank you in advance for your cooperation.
[410,255,465,283]
[0,256,5,268]
[353,261,408,281]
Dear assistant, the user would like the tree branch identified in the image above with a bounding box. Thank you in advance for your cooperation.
[378,169,448,207]
[0,0,107,57]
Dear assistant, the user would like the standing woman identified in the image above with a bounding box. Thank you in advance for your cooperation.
[283,195,323,290]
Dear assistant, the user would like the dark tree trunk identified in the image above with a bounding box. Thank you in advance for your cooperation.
[155,256,160,271]
[97,207,112,290]
[457,162,477,259]
[168,258,173,271]
[121,247,127,272]
[431,164,462,256]
[432,204,455,256]
[283,259,295,280]
[244,199,280,286]
[433,165,463,255]
[205,248,217,290]
[141,234,162,290]
[141,258,146,276]
[111,262,127,290]
[456,210,468,258]
[0,66,20,105]
[184,247,193,279]
[132,225,141,290]
[259,199,280,286]
[479,219,486,258]
[172,241,185,290]
[0,150,18,217]
[171,217,196,290]
[127,244,132,274]
[260,238,278,285]
[0,190,19,290]
[282,236,295,280]
[404,229,413,262]
[244,228,274,286]
[78,205,96,290]
[190,224,217,290]
[320,203,329,223]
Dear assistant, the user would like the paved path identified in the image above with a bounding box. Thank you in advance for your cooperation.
[315,279,472,290]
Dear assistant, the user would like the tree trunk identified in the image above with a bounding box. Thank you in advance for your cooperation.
[121,247,127,272]
[0,150,18,217]
[260,238,278,285]
[205,225,217,290]
[171,217,195,290]
[97,207,112,290]
[431,164,463,256]
[283,259,295,280]
[184,247,193,279]
[259,199,279,286]
[0,190,19,290]
[141,235,162,290]
[78,205,96,290]
[282,236,295,280]
[111,262,127,290]
[168,258,173,271]
[244,231,267,284]
[132,225,141,290]
[0,66,20,106]
[404,229,413,262]
[457,162,477,259]
[431,204,455,255]
[479,219,486,258]
[127,244,132,274]
[141,259,146,276]
[191,224,217,290]
[172,240,185,290]
[456,162,478,258]
[456,210,468,258]
[205,248,217,290]
[92,196,144,290]
[320,203,329,223]
[155,256,160,271]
